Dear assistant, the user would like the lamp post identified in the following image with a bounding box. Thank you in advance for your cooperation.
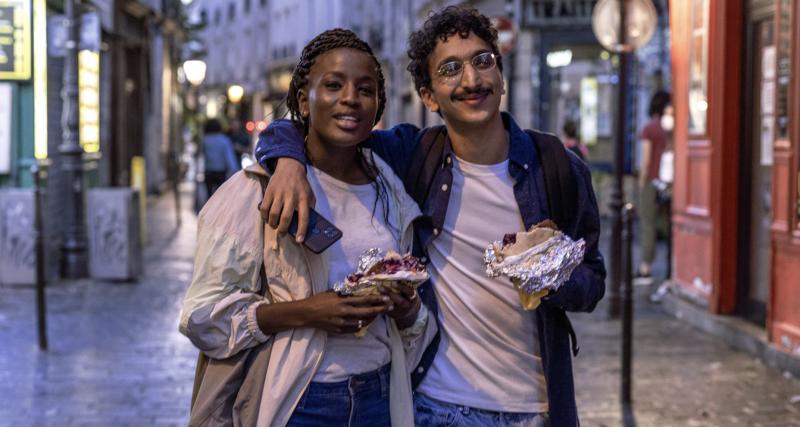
[59,0,88,278]
[592,0,657,318]
[592,0,657,423]
[182,59,206,213]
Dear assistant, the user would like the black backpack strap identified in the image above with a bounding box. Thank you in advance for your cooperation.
[526,130,578,231]
[404,126,447,206]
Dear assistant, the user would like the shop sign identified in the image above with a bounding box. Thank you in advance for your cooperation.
[0,0,32,80]
[0,83,10,173]
[79,49,100,153]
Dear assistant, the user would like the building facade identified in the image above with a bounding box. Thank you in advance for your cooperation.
[0,0,184,283]
[669,0,800,359]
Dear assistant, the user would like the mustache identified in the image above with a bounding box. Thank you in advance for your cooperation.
[451,86,493,101]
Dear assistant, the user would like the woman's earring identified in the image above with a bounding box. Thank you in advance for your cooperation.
[301,110,309,119]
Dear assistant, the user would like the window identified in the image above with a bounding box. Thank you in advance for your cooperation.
[244,0,251,13]
[214,8,221,25]
[688,0,709,135]
[776,0,792,140]
[229,3,235,21]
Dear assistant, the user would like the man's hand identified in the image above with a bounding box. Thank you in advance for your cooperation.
[380,284,422,329]
[259,158,315,242]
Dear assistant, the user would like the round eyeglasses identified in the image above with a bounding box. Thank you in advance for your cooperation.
[436,52,498,82]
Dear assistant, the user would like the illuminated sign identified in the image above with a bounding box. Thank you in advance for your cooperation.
[0,83,10,173]
[0,0,31,80]
[79,50,100,153]
[33,0,46,159]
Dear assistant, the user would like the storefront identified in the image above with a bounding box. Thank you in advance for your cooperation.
[670,0,800,356]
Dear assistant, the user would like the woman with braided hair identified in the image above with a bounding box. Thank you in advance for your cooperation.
[179,29,435,426]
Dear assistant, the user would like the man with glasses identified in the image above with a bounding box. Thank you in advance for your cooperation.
[254,6,605,427]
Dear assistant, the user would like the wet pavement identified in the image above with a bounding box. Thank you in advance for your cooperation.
[1,187,799,426]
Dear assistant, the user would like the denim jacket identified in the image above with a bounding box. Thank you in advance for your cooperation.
[256,113,606,426]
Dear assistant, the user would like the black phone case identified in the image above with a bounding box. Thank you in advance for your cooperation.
[288,209,343,254]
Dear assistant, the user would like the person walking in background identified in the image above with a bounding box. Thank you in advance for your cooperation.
[637,90,673,279]
[228,118,252,158]
[201,118,240,197]
[562,119,589,162]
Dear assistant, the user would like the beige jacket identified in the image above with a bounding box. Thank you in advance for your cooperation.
[180,157,436,427]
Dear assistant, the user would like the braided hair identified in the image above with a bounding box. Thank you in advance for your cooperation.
[286,28,386,131]
[286,28,397,236]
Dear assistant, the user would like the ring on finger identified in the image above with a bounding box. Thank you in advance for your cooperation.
[408,290,418,301]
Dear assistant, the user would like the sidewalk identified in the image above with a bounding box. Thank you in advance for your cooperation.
[0,185,199,427]
[1,188,799,426]
[571,289,800,427]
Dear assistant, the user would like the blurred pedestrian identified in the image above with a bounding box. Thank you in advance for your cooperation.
[200,118,240,198]
[637,90,673,278]
[562,119,589,162]
[228,118,252,157]
[180,29,436,427]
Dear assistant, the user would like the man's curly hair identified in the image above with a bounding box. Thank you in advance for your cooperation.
[407,6,503,94]
[286,28,386,133]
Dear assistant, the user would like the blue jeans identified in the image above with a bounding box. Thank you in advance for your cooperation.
[413,393,550,427]
[286,364,390,427]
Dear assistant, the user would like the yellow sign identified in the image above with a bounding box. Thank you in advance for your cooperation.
[33,0,47,159]
[0,0,31,80]
[79,49,100,153]
[131,156,147,245]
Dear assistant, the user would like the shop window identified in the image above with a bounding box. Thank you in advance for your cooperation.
[776,0,792,140]
[688,0,709,135]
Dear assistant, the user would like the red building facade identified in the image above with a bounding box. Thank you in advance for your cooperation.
[670,0,800,356]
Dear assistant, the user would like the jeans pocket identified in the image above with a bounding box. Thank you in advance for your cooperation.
[413,395,461,427]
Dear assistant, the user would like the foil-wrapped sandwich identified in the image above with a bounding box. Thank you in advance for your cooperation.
[335,248,429,335]
[484,220,585,310]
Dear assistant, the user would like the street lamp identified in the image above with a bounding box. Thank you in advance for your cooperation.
[592,0,657,423]
[592,0,657,319]
[227,84,244,104]
[182,59,207,87]
[59,0,88,278]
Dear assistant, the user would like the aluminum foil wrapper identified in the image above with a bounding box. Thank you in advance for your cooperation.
[333,248,428,296]
[484,233,586,295]
[356,248,383,274]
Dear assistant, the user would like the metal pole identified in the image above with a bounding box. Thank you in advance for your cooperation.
[621,202,635,404]
[32,163,48,351]
[608,0,629,319]
[505,0,515,116]
[59,0,88,278]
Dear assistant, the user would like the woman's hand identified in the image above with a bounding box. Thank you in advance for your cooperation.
[257,291,391,335]
[380,284,422,330]
[299,292,391,334]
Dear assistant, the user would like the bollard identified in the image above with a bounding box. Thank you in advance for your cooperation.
[32,163,48,351]
[621,202,635,425]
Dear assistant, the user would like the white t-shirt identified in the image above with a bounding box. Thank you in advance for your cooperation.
[307,166,399,383]
[417,156,548,413]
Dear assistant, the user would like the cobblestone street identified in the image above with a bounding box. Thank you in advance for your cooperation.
[1,188,799,426]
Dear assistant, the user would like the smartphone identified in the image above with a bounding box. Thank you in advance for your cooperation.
[288,208,343,254]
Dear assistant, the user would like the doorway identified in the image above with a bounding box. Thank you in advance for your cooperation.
[738,6,775,326]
